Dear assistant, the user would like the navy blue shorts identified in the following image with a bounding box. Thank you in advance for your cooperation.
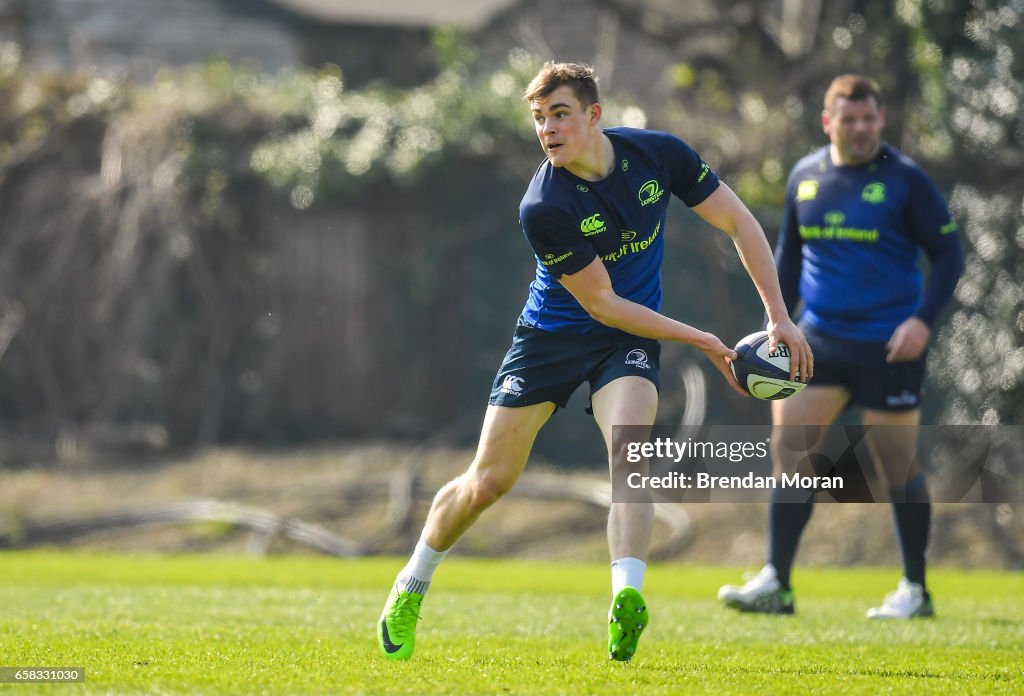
[802,323,927,411]
[488,324,661,411]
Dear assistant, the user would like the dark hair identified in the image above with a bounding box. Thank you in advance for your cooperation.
[523,61,600,107]
[824,74,883,111]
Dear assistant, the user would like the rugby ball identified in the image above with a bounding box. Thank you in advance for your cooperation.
[730,331,806,400]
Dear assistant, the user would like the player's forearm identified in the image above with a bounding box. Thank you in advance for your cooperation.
[586,294,716,349]
[692,184,791,323]
[774,205,803,317]
[914,241,964,327]
[730,220,791,324]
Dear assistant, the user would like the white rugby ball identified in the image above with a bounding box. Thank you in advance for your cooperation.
[730,330,806,400]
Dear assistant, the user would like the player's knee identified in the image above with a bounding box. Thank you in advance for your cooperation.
[770,426,824,475]
[770,440,799,476]
[866,435,917,484]
[464,470,515,511]
[608,441,647,473]
[875,459,919,489]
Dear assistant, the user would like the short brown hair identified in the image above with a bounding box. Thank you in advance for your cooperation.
[523,61,600,107]
[824,74,882,111]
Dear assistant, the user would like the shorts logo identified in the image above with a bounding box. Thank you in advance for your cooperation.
[501,375,526,396]
[886,390,918,407]
[580,213,606,237]
[862,182,886,204]
[625,349,650,369]
[797,179,819,201]
[638,180,664,207]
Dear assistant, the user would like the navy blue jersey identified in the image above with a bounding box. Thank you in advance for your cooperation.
[518,127,720,335]
[775,144,963,341]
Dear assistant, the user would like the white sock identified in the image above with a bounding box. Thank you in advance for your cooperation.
[396,538,448,595]
[611,557,647,595]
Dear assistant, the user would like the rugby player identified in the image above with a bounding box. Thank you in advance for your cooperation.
[378,62,810,662]
[718,75,964,619]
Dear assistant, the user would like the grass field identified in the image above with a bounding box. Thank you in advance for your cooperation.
[1,552,1021,694]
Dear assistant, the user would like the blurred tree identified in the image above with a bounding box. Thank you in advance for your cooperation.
[921,0,1024,425]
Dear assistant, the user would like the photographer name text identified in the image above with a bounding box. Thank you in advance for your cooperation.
[625,472,843,490]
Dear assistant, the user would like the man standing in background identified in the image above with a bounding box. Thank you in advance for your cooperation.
[719,74,963,619]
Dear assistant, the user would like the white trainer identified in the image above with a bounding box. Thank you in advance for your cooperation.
[866,578,934,619]
[718,564,795,614]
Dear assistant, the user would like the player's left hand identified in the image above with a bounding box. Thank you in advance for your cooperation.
[886,317,930,362]
[696,331,748,397]
[766,317,813,383]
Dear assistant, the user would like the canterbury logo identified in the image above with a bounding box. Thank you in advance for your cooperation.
[580,213,606,236]
[501,375,525,395]
[797,179,818,201]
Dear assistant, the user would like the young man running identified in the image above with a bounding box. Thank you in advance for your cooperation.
[378,62,811,662]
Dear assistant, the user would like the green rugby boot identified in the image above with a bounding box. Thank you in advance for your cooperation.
[608,587,648,663]
[377,585,423,660]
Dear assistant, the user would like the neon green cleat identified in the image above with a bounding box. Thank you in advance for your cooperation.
[608,587,648,663]
[377,586,423,661]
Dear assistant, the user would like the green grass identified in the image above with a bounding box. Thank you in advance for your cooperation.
[1,552,1021,694]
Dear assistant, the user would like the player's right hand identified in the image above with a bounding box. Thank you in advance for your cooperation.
[698,332,748,397]
[766,316,814,383]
